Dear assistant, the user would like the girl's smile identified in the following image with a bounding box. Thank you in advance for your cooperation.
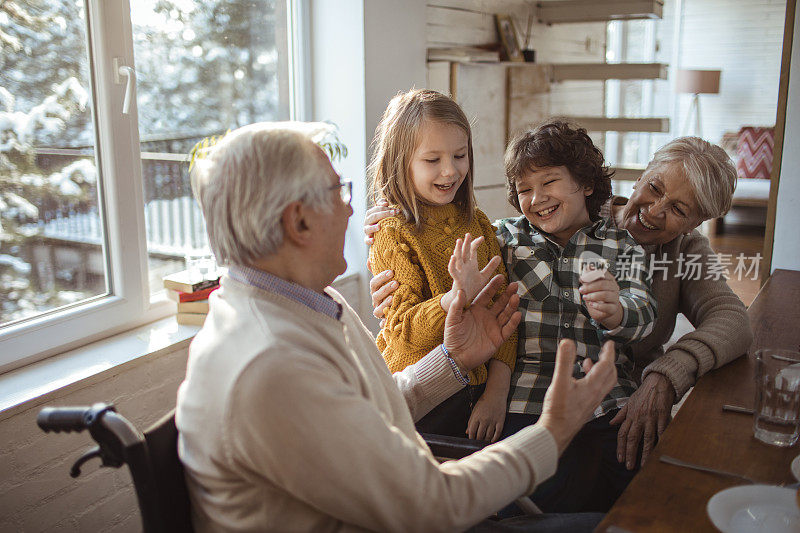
[409,121,469,206]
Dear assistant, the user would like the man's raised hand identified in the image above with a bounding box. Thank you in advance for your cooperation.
[538,340,618,455]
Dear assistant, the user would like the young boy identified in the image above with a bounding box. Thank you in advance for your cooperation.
[496,121,655,512]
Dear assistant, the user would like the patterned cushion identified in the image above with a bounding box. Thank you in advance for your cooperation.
[737,127,774,179]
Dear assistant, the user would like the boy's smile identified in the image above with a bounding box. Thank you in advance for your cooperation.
[515,166,593,247]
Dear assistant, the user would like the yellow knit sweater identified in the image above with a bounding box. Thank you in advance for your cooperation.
[369,203,518,384]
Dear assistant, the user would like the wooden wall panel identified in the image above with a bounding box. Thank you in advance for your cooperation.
[427,5,494,28]
[429,0,529,11]
[475,185,520,222]
[508,95,551,137]
[426,60,451,95]
[454,63,508,188]
[549,81,606,115]
[425,0,609,195]
[507,64,552,98]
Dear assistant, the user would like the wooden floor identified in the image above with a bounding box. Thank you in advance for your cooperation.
[706,224,764,307]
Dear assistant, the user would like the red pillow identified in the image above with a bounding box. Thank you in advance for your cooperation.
[736,127,774,179]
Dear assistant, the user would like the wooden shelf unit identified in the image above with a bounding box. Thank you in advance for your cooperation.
[537,0,664,25]
[564,117,670,133]
[550,62,668,82]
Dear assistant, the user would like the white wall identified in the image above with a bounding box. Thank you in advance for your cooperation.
[310,0,368,287]
[771,2,800,272]
[0,345,189,532]
[673,0,785,144]
[364,0,427,148]
[310,0,426,330]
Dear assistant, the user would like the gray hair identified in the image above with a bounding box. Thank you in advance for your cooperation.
[644,136,737,220]
[190,121,337,266]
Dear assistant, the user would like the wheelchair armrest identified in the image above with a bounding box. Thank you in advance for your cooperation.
[420,432,544,516]
[419,433,490,459]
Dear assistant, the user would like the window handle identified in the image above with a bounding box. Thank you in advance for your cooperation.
[113,58,135,115]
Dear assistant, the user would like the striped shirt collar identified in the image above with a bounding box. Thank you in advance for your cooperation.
[227,265,343,320]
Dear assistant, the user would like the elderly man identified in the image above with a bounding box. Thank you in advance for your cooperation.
[176,122,617,532]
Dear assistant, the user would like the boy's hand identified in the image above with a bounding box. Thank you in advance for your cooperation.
[579,270,624,330]
[441,233,501,311]
[467,390,506,442]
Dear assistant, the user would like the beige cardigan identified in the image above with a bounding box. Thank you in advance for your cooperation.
[176,275,557,532]
[604,196,753,398]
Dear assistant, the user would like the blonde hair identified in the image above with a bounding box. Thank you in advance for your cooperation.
[645,136,737,220]
[190,121,337,266]
[367,89,476,228]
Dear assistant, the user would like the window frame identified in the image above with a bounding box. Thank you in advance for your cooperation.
[604,18,659,168]
[0,0,299,374]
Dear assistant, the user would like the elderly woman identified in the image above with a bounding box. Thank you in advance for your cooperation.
[365,136,752,473]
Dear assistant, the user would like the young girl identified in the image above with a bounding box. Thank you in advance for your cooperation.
[368,89,517,442]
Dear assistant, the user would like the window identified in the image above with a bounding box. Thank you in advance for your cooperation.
[604,19,670,198]
[1,1,104,326]
[0,0,295,373]
[130,0,291,296]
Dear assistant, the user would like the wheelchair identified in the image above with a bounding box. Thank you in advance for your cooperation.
[38,403,538,531]
[37,403,192,533]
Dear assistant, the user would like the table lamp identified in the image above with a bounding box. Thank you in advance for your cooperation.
[676,69,721,137]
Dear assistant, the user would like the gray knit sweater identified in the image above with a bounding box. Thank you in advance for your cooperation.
[603,196,753,399]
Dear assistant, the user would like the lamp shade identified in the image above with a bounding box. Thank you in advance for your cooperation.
[676,69,721,94]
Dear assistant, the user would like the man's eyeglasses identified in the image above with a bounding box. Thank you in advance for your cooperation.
[329,178,352,204]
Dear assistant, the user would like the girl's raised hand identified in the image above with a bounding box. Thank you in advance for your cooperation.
[441,233,501,311]
[363,199,398,245]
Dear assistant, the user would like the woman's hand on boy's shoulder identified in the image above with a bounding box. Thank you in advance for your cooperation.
[364,199,399,245]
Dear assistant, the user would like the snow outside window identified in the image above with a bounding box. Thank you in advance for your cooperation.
[0,0,295,373]
[130,0,291,296]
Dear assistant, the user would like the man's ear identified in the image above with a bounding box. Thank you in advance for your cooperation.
[584,185,594,196]
[281,201,313,246]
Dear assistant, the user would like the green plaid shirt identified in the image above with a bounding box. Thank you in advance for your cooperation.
[495,216,657,418]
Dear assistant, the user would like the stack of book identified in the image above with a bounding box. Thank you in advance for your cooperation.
[163,270,221,326]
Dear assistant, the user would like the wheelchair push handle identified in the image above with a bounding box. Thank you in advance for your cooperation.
[37,403,116,433]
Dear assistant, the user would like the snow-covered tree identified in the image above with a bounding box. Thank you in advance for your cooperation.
[0,1,95,323]
[134,0,280,137]
[1,0,283,323]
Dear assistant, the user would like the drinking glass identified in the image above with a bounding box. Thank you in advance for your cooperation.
[753,349,800,447]
[184,249,217,281]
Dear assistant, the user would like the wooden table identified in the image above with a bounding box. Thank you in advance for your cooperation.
[598,269,800,532]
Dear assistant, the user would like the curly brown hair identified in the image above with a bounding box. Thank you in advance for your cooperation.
[505,120,613,220]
